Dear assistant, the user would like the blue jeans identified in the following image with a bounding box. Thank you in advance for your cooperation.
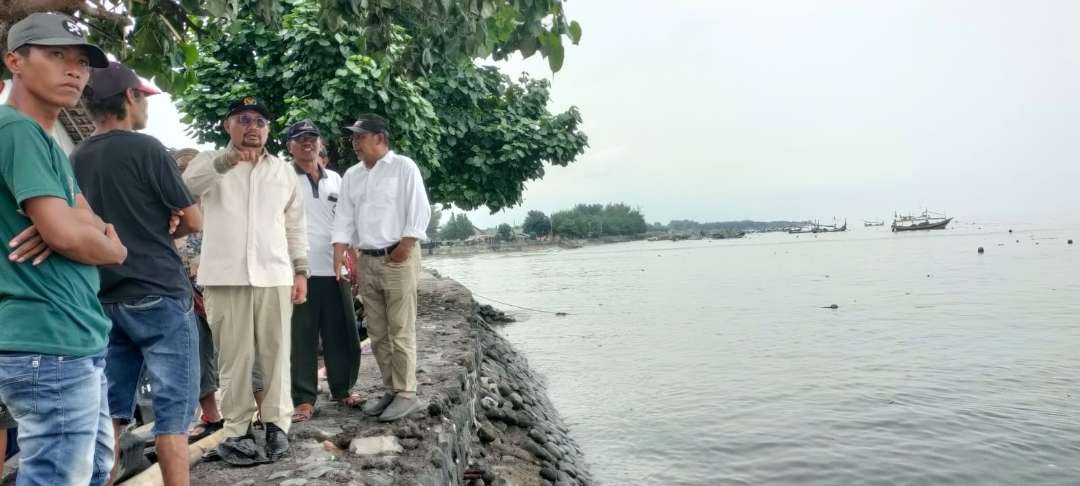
[103,295,199,436]
[0,352,113,486]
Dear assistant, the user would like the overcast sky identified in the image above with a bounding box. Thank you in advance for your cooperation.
[145,0,1080,228]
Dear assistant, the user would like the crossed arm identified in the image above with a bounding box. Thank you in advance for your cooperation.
[7,194,193,265]
[10,195,127,266]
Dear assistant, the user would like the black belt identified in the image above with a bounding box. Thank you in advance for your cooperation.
[360,243,398,257]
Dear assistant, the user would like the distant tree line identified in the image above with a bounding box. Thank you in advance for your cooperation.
[549,203,647,238]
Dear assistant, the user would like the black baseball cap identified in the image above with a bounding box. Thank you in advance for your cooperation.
[343,114,389,136]
[85,62,160,102]
[226,96,272,120]
[286,119,321,139]
[6,13,109,68]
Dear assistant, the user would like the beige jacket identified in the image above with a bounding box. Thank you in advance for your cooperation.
[182,147,308,287]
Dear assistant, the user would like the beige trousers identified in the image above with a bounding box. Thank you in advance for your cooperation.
[203,286,293,438]
[359,245,420,396]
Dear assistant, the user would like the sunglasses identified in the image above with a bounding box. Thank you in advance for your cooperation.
[235,115,269,128]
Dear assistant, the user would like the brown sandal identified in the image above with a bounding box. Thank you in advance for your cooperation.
[291,403,315,423]
[336,391,364,408]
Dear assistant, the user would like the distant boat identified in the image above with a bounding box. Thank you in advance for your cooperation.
[789,219,846,234]
[892,210,952,232]
[710,231,746,240]
[864,220,885,227]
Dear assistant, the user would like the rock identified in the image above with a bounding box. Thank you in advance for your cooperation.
[430,449,446,468]
[280,480,309,486]
[485,408,505,423]
[395,424,421,439]
[513,412,535,427]
[360,455,398,470]
[528,428,548,444]
[401,438,421,449]
[268,470,292,480]
[543,442,564,459]
[235,481,256,486]
[427,400,444,416]
[540,467,560,481]
[324,469,353,483]
[523,441,554,462]
[498,384,513,396]
[349,435,404,456]
[481,396,500,409]
[305,466,337,479]
[478,424,498,443]
[508,392,524,409]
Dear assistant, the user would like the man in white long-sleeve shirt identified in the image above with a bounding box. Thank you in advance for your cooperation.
[332,114,430,422]
[182,96,307,465]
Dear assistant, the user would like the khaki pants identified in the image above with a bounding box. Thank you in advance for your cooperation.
[359,245,420,396]
[203,286,293,438]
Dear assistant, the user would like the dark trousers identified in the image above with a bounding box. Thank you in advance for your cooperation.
[291,276,360,406]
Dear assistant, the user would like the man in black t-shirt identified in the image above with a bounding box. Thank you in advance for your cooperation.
[70,62,203,486]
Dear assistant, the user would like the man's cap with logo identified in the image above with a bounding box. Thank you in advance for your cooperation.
[226,96,272,120]
[6,13,109,68]
[85,62,160,102]
[286,119,321,139]
[343,115,389,136]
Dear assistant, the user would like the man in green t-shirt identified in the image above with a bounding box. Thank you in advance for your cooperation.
[0,12,127,486]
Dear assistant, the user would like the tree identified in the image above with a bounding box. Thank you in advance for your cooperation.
[5,1,588,212]
[426,205,443,240]
[171,2,587,212]
[496,223,513,242]
[2,0,583,90]
[551,202,648,238]
[522,210,551,237]
[439,213,476,241]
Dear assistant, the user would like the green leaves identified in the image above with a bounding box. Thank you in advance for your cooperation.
[568,20,582,44]
[167,0,585,212]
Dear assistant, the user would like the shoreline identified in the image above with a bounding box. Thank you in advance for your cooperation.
[426,235,641,259]
[187,271,591,486]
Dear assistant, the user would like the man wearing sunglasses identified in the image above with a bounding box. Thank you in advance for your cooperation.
[284,120,361,423]
[182,96,308,466]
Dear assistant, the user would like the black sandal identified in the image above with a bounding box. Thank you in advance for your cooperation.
[189,417,224,443]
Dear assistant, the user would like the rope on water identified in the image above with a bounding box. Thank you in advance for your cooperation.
[471,292,573,316]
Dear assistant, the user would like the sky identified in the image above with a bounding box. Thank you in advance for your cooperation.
[144,0,1080,228]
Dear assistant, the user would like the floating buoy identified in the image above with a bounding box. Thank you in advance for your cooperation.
[977,247,984,254]
[1069,240,1074,245]
[1009,229,1013,233]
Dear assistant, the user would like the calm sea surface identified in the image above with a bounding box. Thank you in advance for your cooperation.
[427,223,1080,485]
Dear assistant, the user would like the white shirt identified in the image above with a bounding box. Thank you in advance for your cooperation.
[294,163,341,277]
[182,147,308,287]
[332,150,430,250]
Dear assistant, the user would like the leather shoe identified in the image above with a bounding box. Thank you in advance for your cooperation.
[217,434,267,467]
[264,422,289,461]
[362,392,395,416]
[378,395,423,422]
